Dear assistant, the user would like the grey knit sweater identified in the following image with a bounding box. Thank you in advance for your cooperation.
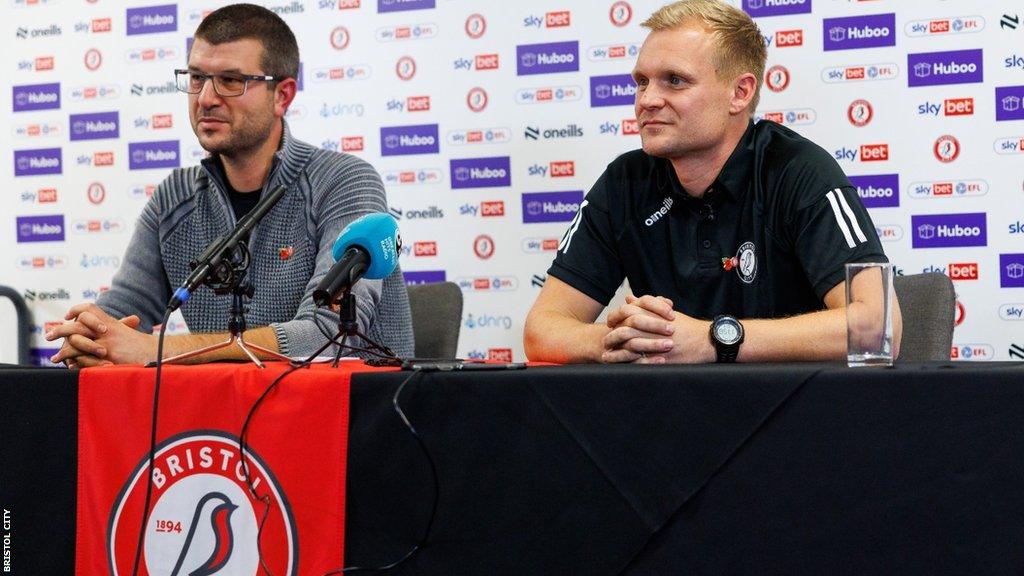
[96,122,414,359]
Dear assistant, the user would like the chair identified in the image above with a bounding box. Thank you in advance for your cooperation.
[893,272,955,362]
[406,281,463,358]
[0,285,33,365]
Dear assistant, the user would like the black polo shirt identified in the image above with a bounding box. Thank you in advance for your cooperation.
[549,120,887,320]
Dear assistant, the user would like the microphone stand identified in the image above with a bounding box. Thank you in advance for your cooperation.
[306,291,397,367]
[160,240,291,368]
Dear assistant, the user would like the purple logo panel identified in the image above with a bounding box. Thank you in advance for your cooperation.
[14,148,62,176]
[742,0,812,18]
[521,191,584,224]
[823,13,896,51]
[590,74,636,107]
[911,212,987,248]
[404,270,447,285]
[1001,254,1024,288]
[850,174,899,208]
[16,215,65,243]
[380,124,440,156]
[378,0,436,13]
[70,111,120,141]
[126,4,177,36]
[908,49,984,87]
[517,41,579,76]
[996,85,1024,122]
[12,83,61,112]
[128,140,180,170]
[450,157,511,189]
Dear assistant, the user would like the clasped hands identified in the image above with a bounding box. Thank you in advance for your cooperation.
[44,303,156,368]
[601,295,714,364]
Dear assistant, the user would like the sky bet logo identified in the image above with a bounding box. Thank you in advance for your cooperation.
[380,124,439,156]
[742,0,811,18]
[850,174,899,208]
[590,74,636,107]
[14,148,62,176]
[12,83,60,113]
[126,4,177,36]
[834,144,889,163]
[128,140,179,170]
[521,191,584,224]
[69,111,119,141]
[917,97,974,117]
[996,85,1024,121]
[450,157,511,189]
[378,0,435,13]
[912,212,986,249]
[823,13,895,51]
[908,49,983,87]
[517,41,579,76]
[16,215,64,243]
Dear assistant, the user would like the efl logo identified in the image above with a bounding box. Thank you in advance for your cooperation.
[125,46,178,64]
[13,121,61,139]
[765,65,790,92]
[14,147,62,176]
[908,179,988,199]
[17,255,68,271]
[69,84,120,102]
[381,124,439,156]
[743,0,812,18]
[126,4,177,36]
[996,85,1024,122]
[948,262,979,281]
[908,49,984,87]
[850,174,899,208]
[341,136,364,151]
[128,140,179,170]
[586,43,640,62]
[517,41,579,76]
[521,191,584,224]
[590,74,636,107]
[12,83,61,112]
[72,218,124,235]
[456,276,518,292]
[381,168,443,186]
[775,29,803,47]
[446,127,512,146]
[755,108,816,126]
[450,157,511,189]
[848,99,873,126]
[378,0,435,13]
[1002,253,1024,288]
[374,23,438,42]
[905,16,985,37]
[823,13,896,51]
[950,344,994,361]
[413,241,438,257]
[934,135,960,163]
[404,270,446,285]
[822,62,899,83]
[516,85,582,105]
[912,212,987,249]
[311,64,372,83]
[16,215,65,243]
[69,111,119,141]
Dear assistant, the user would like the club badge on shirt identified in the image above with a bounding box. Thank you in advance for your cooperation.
[723,241,757,284]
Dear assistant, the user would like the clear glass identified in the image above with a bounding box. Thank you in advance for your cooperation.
[845,262,894,367]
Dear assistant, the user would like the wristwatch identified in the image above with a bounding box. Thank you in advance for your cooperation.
[710,315,744,363]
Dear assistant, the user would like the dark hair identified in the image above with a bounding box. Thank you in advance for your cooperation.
[193,3,299,80]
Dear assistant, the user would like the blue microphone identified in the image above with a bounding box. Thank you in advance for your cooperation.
[313,213,401,306]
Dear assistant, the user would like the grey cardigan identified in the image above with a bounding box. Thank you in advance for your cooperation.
[97,122,414,358]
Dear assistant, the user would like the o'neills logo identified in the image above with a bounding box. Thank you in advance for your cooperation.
[108,432,297,575]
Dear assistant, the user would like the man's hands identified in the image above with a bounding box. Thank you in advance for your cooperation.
[45,303,155,368]
[602,295,714,364]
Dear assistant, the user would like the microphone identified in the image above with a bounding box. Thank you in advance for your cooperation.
[313,213,401,306]
[166,185,288,311]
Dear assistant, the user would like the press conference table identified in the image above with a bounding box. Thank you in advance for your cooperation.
[3,361,1024,575]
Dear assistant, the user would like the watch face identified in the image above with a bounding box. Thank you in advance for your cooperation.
[715,321,741,345]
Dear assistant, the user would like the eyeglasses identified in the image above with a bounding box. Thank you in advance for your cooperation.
[174,69,282,97]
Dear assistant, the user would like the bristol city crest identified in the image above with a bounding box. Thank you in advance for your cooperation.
[107,431,298,575]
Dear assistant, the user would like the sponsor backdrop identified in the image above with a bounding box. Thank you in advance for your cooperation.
[1,0,1022,364]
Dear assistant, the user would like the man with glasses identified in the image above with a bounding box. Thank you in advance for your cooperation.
[47,3,413,366]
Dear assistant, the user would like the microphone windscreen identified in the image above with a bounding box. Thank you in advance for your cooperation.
[330,213,400,279]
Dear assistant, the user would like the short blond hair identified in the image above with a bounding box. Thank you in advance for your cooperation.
[643,0,767,113]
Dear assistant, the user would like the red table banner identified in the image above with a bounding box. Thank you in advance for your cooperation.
[76,361,363,575]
